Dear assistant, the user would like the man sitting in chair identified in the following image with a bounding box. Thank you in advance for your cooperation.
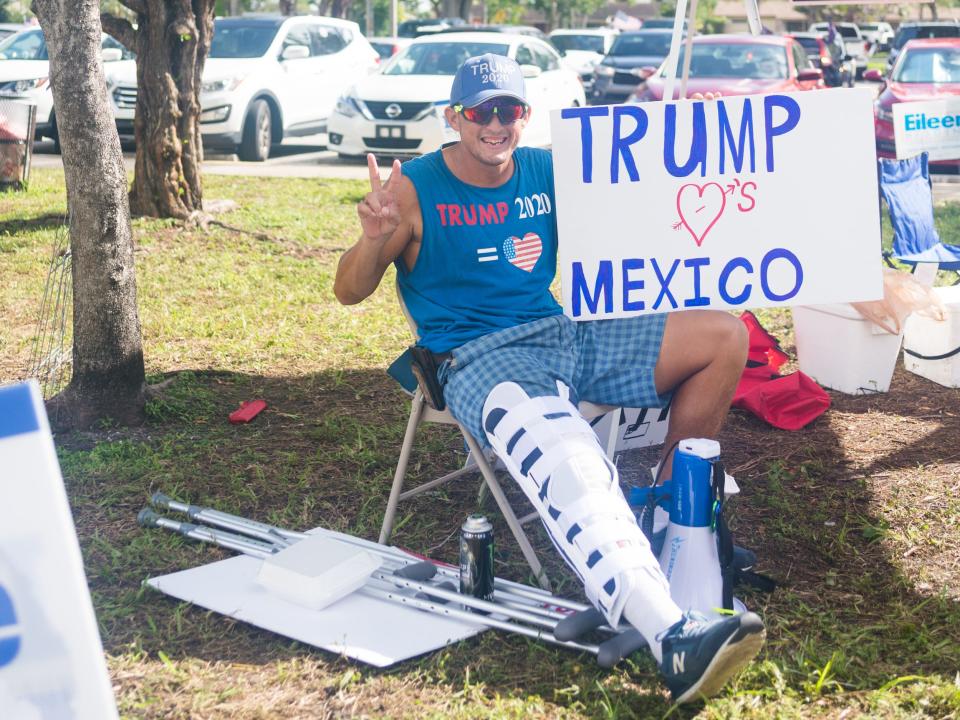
[334,54,764,704]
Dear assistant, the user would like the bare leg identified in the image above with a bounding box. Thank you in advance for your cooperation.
[653,310,748,480]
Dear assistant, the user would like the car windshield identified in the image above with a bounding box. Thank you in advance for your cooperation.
[551,35,604,53]
[0,29,46,60]
[102,34,135,60]
[0,29,133,60]
[643,19,684,30]
[893,47,960,83]
[794,37,821,53]
[209,22,280,58]
[385,41,509,75]
[836,26,859,39]
[860,24,880,32]
[667,43,789,79]
[894,26,960,50]
[609,34,672,57]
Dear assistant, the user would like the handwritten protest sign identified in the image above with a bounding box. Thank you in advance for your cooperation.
[0,381,118,719]
[894,97,960,162]
[551,89,883,320]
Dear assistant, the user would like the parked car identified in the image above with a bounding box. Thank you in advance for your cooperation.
[326,32,586,159]
[397,17,466,38]
[437,24,549,42]
[592,29,675,104]
[787,31,854,88]
[641,18,688,31]
[109,15,378,161]
[627,34,823,102]
[859,22,895,51]
[548,27,618,94]
[867,38,960,172]
[809,22,869,77]
[0,27,134,149]
[887,21,960,70]
[368,36,412,62]
[0,23,28,42]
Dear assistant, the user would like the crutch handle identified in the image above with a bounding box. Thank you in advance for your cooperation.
[554,608,606,641]
[138,508,161,528]
[596,629,648,669]
[392,561,438,581]
[150,492,175,509]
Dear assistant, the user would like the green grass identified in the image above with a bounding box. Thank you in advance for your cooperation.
[2,168,960,718]
[868,52,889,73]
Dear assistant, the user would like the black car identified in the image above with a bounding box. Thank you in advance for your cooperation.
[591,29,675,104]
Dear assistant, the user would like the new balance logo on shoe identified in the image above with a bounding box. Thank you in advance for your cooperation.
[673,651,686,674]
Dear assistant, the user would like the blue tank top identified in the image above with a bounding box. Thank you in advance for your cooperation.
[398,146,562,353]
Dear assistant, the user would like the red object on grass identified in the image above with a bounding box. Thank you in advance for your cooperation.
[733,312,830,431]
[229,399,267,424]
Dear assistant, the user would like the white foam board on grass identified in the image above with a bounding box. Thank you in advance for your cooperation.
[147,552,485,667]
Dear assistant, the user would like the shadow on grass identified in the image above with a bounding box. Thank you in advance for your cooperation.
[0,212,67,236]
[58,365,960,717]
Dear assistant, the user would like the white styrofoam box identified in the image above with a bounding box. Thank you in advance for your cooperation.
[903,285,960,388]
[590,406,671,453]
[793,303,903,395]
[255,534,381,610]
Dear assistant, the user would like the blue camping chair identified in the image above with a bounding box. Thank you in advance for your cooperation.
[878,153,960,274]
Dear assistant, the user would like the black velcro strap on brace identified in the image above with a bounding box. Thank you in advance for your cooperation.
[712,462,735,612]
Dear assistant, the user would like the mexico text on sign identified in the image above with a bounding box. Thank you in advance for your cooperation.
[550,89,883,320]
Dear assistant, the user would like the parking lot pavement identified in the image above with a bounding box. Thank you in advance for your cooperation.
[30,135,371,181]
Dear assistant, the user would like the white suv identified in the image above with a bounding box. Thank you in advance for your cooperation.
[548,28,618,94]
[0,28,134,150]
[327,32,585,159]
[108,15,378,161]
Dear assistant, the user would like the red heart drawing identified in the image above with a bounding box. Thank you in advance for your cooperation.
[676,183,727,247]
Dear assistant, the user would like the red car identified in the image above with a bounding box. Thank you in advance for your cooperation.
[867,38,960,171]
[627,34,823,102]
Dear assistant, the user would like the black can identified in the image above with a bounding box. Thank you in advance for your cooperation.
[459,514,495,602]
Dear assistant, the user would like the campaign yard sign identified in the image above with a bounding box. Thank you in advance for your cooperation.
[0,381,119,719]
[551,89,883,320]
[894,97,960,162]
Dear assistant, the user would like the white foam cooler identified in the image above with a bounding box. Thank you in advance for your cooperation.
[793,303,903,395]
[903,285,960,388]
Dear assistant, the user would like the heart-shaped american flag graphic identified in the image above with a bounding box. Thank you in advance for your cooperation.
[503,232,542,272]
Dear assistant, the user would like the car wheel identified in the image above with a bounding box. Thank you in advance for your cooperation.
[47,112,61,154]
[238,99,272,162]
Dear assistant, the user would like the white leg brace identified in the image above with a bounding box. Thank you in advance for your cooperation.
[482,382,680,631]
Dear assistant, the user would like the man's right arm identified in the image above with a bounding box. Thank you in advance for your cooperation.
[334,156,414,305]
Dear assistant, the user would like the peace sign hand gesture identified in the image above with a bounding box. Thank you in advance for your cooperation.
[358,153,403,244]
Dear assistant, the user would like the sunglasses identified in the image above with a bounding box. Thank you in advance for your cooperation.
[454,99,528,125]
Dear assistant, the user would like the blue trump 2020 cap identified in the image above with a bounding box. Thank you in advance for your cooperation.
[450,54,526,108]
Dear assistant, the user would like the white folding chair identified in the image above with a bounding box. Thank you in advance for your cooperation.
[380,285,619,590]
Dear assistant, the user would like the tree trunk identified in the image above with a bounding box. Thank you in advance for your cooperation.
[102,1,215,220]
[31,0,147,429]
[279,0,295,14]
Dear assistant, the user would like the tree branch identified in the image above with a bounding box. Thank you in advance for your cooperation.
[118,0,147,14]
[100,14,138,52]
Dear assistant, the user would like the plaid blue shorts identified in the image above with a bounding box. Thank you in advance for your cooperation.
[438,314,671,444]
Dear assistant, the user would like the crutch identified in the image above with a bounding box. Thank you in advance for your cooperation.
[149,492,621,639]
[139,509,648,667]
